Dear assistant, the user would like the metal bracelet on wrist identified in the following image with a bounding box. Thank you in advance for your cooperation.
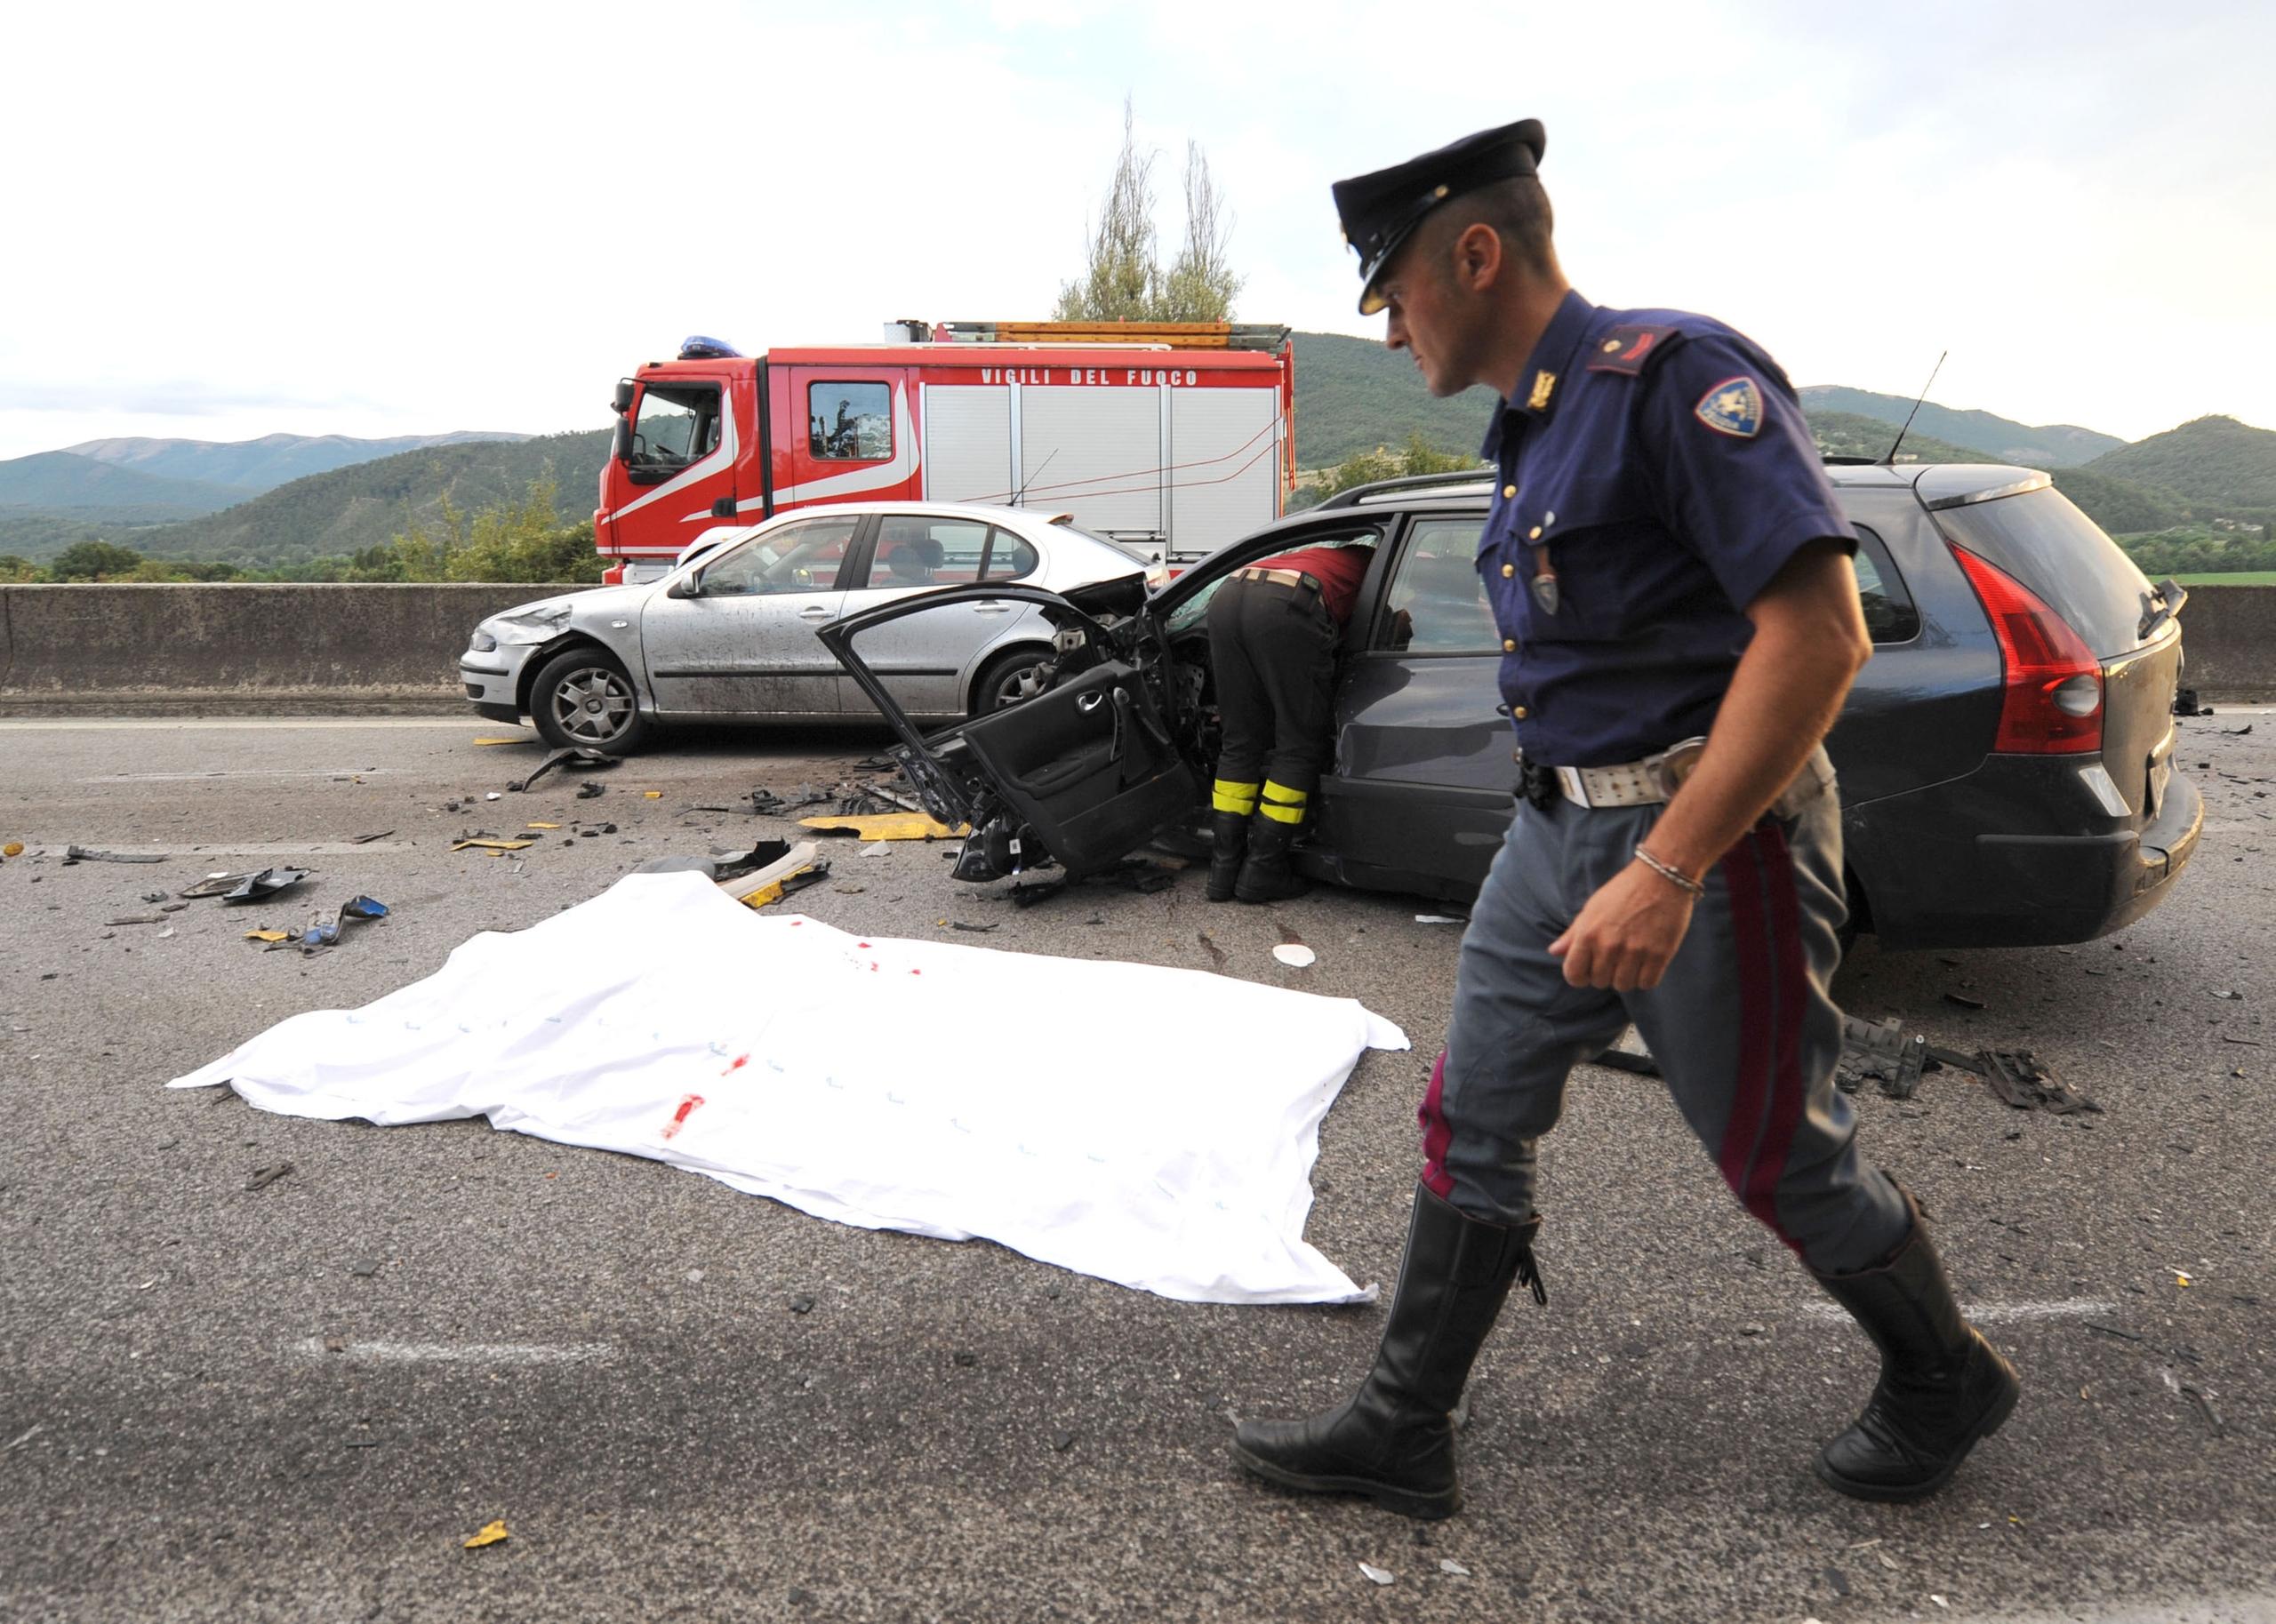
[1634,844,1706,899]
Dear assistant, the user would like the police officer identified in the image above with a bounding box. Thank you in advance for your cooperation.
[1230,120,2020,1518]
[1204,537,1375,902]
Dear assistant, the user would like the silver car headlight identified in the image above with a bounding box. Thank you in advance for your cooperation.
[469,631,500,653]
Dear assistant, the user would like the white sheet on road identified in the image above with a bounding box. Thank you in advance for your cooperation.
[169,873,1405,1304]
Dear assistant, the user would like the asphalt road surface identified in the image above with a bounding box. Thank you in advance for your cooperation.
[2,713,2271,1624]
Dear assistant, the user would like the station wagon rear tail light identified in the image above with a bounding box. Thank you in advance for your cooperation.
[1950,544,2103,755]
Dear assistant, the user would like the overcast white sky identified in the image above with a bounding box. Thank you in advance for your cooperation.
[2,0,2271,462]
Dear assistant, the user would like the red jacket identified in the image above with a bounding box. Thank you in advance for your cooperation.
[1253,543,1374,626]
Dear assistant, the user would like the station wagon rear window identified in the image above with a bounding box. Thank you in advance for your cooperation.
[1935,486,2156,658]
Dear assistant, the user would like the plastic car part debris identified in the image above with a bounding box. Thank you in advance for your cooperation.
[1977,1048,2100,1115]
[63,845,167,864]
[645,791,662,799]
[244,930,293,944]
[510,748,621,793]
[950,922,998,933]
[349,829,396,844]
[452,839,533,852]
[141,890,168,904]
[1415,914,1465,924]
[1273,944,1318,968]
[577,780,605,799]
[716,841,824,908]
[1943,992,1986,1011]
[107,914,167,926]
[636,841,794,884]
[1833,1015,1929,1100]
[244,1162,294,1191]
[1439,1559,1471,1577]
[220,868,312,905]
[302,897,390,949]
[798,812,966,840]
[526,822,561,830]
[473,737,525,746]
[462,1520,510,1550]
[1358,1563,1394,1586]
[1,843,22,858]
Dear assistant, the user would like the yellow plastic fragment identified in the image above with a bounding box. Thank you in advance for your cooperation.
[452,838,533,852]
[473,737,525,747]
[2,842,23,857]
[462,1520,509,1549]
[735,879,789,909]
[644,791,662,799]
[244,930,291,943]
[525,822,562,830]
[797,812,967,840]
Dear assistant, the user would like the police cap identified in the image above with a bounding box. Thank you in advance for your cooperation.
[1331,119,1545,316]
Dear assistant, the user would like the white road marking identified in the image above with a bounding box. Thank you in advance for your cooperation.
[1803,1298,2115,1324]
[0,716,486,731]
[21,842,414,857]
[78,767,403,783]
[293,1339,615,1364]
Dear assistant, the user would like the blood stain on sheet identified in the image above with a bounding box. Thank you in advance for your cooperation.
[661,1093,706,1140]
[719,1053,750,1077]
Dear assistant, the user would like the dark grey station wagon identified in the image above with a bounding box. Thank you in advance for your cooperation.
[822,464,2200,950]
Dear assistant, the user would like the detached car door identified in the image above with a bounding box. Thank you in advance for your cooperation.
[820,579,1194,879]
[638,513,863,718]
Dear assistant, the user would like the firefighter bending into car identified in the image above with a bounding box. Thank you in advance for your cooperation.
[1228,118,2021,1521]
[1204,538,1374,903]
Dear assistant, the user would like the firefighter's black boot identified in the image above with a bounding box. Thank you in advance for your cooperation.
[1234,813,1310,903]
[1206,810,1248,903]
[1811,1183,2021,1502]
[1231,1184,1543,1520]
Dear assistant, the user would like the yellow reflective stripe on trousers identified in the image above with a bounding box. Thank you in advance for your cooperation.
[1260,781,1308,824]
[1212,779,1261,815]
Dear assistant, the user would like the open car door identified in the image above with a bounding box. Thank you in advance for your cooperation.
[818,578,1198,884]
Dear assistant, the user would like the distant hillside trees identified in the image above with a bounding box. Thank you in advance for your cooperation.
[1055,100,1242,324]
[341,476,601,584]
[1289,434,1482,510]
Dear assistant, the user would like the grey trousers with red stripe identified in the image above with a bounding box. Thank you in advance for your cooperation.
[1428,781,1909,1276]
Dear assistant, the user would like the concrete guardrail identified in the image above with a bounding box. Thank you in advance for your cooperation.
[0,583,589,715]
[0,580,2269,716]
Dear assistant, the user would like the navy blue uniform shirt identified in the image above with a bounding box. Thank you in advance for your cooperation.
[1480,290,1855,767]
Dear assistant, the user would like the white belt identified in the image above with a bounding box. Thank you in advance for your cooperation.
[1549,740,1834,818]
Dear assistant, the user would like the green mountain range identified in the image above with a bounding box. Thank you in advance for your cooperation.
[1795,386,2124,467]
[115,429,613,569]
[0,450,252,515]
[63,430,527,494]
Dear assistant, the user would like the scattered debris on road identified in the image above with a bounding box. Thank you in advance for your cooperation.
[244,1162,294,1191]
[577,781,605,800]
[349,829,395,844]
[220,868,311,905]
[461,1520,510,1550]
[63,845,166,865]
[510,747,620,793]
[452,839,532,853]
[1272,943,1318,969]
[1358,1563,1395,1587]
[302,896,390,949]
[1979,1049,2099,1114]
[799,811,966,841]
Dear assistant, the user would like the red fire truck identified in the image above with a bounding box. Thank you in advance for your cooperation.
[595,320,1295,583]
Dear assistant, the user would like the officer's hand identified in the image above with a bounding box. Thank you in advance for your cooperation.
[1549,860,1695,991]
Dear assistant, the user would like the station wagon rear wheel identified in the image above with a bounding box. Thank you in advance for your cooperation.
[530,647,650,754]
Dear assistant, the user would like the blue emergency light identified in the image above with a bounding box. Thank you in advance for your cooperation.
[677,335,743,361]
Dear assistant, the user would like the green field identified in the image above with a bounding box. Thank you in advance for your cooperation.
[2172,571,2276,585]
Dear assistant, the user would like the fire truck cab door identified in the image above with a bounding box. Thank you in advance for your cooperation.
[612,376,738,556]
[638,513,862,718]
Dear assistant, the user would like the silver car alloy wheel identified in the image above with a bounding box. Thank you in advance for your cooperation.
[550,664,636,746]
[989,660,1049,708]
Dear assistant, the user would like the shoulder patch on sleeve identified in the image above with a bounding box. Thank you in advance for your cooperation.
[1584,323,1682,376]
[1693,375,1765,438]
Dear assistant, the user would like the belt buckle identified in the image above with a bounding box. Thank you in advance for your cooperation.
[1647,737,1709,800]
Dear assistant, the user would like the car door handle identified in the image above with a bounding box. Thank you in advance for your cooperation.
[798,606,833,620]
[974,601,1010,615]
[1076,690,1105,713]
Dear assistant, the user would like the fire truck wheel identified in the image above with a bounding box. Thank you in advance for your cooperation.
[971,645,1054,715]
[530,646,650,754]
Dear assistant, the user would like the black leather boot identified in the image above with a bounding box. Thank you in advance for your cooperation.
[1231,1184,1544,1519]
[1205,810,1248,903]
[1812,1184,2021,1501]
[1233,815,1310,903]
